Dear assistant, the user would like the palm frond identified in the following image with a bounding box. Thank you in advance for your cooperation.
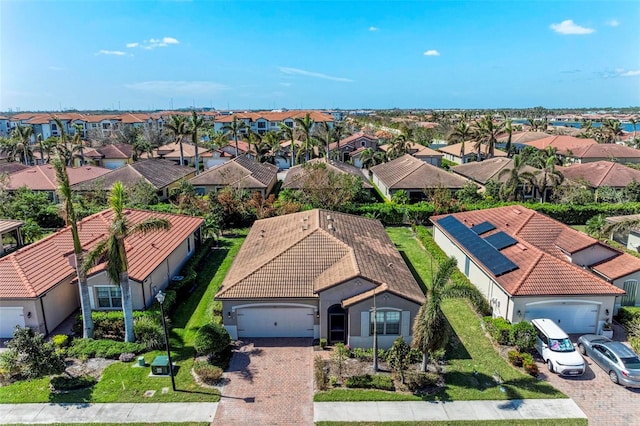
[82,239,109,273]
[130,218,171,235]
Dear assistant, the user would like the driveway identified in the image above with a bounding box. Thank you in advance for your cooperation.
[212,338,314,425]
[536,327,640,426]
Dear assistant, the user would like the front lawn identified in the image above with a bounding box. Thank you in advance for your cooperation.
[0,232,246,404]
[315,227,564,402]
[316,420,587,426]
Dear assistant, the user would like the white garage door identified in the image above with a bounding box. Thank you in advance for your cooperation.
[524,302,599,334]
[237,307,314,338]
[0,307,25,338]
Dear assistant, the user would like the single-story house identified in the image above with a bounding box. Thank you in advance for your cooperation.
[201,148,234,170]
[557,161,640,194]
[522,135,597,155]
[283,158,372,190]
[496,131,552,145]
[6,164,112,202]
[377,142,443,167]
[71,159,196,201]
[437,142,508,164]
[370,154,470,202]
[189,155,278,197]
[86,143,135,170]
[0,209,203,338]
[0,219,24,257]
[329,131,378,162]
[431,206,637,334]
[561,144,640,165]
[216,209,425,348]
[142,141,210,167]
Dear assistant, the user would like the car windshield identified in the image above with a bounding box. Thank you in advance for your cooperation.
[549,338,574,352]
[621,356,640,369]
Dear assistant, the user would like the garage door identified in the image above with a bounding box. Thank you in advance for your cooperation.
[524,302,598,334]
[237,307,314,338]
[0,307,25,338]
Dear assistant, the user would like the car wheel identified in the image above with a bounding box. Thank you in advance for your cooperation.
[547,360,554,373]
[578,344,586,355]
[609,371,619,384]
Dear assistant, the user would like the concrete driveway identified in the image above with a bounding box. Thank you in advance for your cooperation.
[212,338,314,425]
[536,327,640,426]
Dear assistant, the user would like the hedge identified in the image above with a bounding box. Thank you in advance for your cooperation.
[415,226,491,316]
[344,374,395,391]
[616,306,640,326]
[525,202,640,225]
[67,338,146,359]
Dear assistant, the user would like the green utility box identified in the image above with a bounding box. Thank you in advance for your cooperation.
[138,356,145,367]
[151,355,170,375]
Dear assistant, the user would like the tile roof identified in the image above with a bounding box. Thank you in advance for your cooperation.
[143,142,210,159]
[330,131,377,150]
[189,156,277,189]
[523,135,597,152]
[591,253,640,281]
[7,165,112,191]
[451,157,540,184]
[0,219,24,234]
[0,209,202,298]
[566,144,640,160]
[437,142,508,158]
[497,131,552,144]
[557,161,640,188]
[408,142,442,158]
[72,159,195,191]
[283,158,372,189]
[216,209,424,303]
[0,162,29,175]
[96,143,134,159]
[431,206,625,297]
[370,154,469,190]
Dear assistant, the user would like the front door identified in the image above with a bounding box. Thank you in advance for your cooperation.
[328,304,347,344]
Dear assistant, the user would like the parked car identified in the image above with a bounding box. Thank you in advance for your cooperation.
[531,318,585,376]
[577,334,640,388]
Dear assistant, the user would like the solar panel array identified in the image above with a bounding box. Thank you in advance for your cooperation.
[470,221,496,235]
[437,216,519,277]
[484,231,518,251]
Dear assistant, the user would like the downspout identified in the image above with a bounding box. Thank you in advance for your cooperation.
[141,280,147,310]
[40,296,49,335]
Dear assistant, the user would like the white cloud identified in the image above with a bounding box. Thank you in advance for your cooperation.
[423,49,440,56]
[163,37,179,44]
[125,80,228,95]
[606,19,620,27]
[126,42,139,48]
[279,67,353,82]
[96,50,126,56]
[550,20,594,35]
[126,37,180,50]
[369,26,379,31]
[620,70,640,77]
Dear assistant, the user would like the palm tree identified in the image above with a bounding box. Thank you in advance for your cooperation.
[331,122,349,161]
[412,256,475,371]
[188,110,204,173]
[630,118,638,140]
[244,127,261,159]
[37,134,45,164]
[52,156,94,338]
[83,182,171,342]
[278,122,296,167]
[71,124,87,166]
[447,121,472,145]
[11,124,34,165]
[602,119,624,144]
[360,148,386,169]
[528,151,564,203]
[504,118,514,158]
[387,133,411,160]
[132,136,153,161]
[294,113,315,162]
[314,121,333,160]
[222,115,247,158]
[497,154,534,201]
[472,115,505,160]
[260,131,282,164]
[53,117,70,165]
[40,137,57,164]
[164,115,189,165]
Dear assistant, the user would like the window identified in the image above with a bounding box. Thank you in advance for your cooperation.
[370,311,400,335]
[97,286,122,308]
[257,121,266,129]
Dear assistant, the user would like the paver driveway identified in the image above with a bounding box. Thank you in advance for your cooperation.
[537,349,640,426]
[213,338,314,425]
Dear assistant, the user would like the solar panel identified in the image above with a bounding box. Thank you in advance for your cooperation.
[470,221,496,235]
[484,231,518,251]
[437,216,519,276]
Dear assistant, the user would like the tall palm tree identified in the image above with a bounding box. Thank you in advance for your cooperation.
[630,118,638,139]
[360,148,386,169]
[261,131,282,164]
[244,127,261,159]
[294,113,315,162]
[314,121,333,160]
[602,119,624,144]
[504,118,514,158]
[83,182,171,342]
[37,134,45,164]
[388,133,412,160]
[472,115,505,160]
[447,121,472,145]
[331,122,349,161]
[71,124,87,166]
[189,110,204,173]
[52,156,93,338]
[11,124,34,165]
[528,151,564,203]
[164,115,189,165]
[412,256,474,371]
[278,122,296,167]
[53,117,70,165]
[222,115,247,158]
[497,154,534,201]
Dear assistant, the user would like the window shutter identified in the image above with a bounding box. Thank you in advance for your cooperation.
[401,311,410,337]
[361,311,369,337]
[88,289,95,309]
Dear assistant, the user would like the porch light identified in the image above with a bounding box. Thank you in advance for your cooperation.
[227,311,232,319]
[316,311,320,319]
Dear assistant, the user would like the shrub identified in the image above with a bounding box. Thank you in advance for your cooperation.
[520,352,534,365]
[52,334,70,348]
[508,350,523,367]
[630,337,640,354]
[486,317,512,345]
[510,321,537,351]
[627,317,640,339]
[523,360,539,376]
[67,338,146,359]
[194,323,231,356]
[387,337,411,384]
[193,360,223,385]
[319,338,327,350]
[3,327,65,379]
[330,343,351,378]
[133,316,164,350]
[352,347,373,362]
[405,371,441,392]
[49,375,97,392]
[119,352,137,362]
[617,307,640,330]
[75,311,161,341]
[314,355,328,391]
[344,374,394,391]
[328,376,339,387]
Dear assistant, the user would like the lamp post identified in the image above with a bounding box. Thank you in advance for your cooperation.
[155,291,176,391]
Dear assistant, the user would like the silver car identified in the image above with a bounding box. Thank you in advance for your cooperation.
[577,334,640,388]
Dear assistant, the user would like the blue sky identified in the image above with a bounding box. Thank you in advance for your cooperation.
[1,0,639,111]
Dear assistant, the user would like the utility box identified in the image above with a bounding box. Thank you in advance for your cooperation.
[138,356,145,367]
[151,355,170,375]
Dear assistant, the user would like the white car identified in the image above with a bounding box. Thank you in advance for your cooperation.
[531,318,585,376]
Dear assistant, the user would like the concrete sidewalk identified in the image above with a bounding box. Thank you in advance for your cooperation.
[314,399,587,422]
[0,402,218,424]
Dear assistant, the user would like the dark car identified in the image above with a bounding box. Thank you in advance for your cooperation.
[577,334,640,388]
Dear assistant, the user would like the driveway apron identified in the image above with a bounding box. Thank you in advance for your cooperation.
[213,338,314,425]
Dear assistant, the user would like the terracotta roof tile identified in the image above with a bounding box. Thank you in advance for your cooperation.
[0,209,202,299]
[189,156,277,189]
[0,162,29,175]
[451,157,540,184]
[437,142,508,158]
[97,144,134,159]
[497,131,552,144]
[523,135,597,152]
[283,158,371,189]
[371,154,469,190]
[8,165,111,191]
[566,144,640,160]
[591,253,640,280]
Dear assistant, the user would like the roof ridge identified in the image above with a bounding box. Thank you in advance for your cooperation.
[39,165,57,189]
[510,251,544,295]
[513,207,537,235]
[10,255,37,297]
[387,156,422,186]
[597,161,616,187]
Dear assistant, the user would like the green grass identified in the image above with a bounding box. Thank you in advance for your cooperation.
[316,227,564,402]
[0,233,247,404]
[316,420,587,426]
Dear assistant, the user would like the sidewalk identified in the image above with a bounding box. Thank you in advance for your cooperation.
[314,399,587,422]
[0,402,218,424]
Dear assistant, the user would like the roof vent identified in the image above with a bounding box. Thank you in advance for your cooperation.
[328,223,334,232]
[327,214,333,221]
[387,262,393,268]
[513,209,521,215]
